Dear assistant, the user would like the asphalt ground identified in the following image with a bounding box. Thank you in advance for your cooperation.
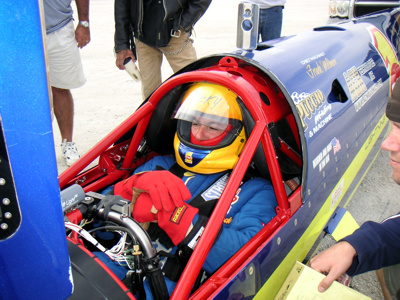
[54,0,399,298]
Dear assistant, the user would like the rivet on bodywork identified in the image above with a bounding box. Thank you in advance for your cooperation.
[248,266,254,276]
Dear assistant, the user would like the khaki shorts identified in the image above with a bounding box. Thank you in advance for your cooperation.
[45,21,86,89]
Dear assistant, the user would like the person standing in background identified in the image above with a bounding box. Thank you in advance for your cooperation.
[114,0,211,100]
[43,0,90,166]
[246,0,286,42]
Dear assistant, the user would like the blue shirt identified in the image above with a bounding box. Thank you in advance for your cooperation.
[43,0,73,34]
[134,156,277,273]
[343,212,400,275]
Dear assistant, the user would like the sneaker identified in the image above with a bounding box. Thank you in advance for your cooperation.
[61,139,80,166]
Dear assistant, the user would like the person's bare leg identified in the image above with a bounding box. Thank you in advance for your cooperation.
[52,86,74,142]
[376,269,393,300]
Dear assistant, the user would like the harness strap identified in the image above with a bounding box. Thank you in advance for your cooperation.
[150,163,252,281]
[161,215,208,282]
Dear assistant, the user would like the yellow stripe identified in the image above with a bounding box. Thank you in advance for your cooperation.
[255,114,388,299]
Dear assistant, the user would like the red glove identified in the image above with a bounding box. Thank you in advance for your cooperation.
[113,174,140,201]
[157,204,198,245]
[132,192,158,223]
[134,171,191,211]
[113,170,191,212]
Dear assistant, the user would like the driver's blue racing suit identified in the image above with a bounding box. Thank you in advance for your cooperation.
[99,155,277,297]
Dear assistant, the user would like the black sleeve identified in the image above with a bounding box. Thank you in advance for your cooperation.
[180,0,212,32]
[114,0,134,53]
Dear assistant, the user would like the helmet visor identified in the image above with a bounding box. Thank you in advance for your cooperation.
[174,86,242,131]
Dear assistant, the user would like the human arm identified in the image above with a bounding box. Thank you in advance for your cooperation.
[114,0,136,68]
[200,178,277,273]
[114,167,196,244]
[311,212,400,292]
[309,241,357,292]
[180,0,212,32]
[342,214,400,274]
[114,170,191,211]
[115,49,136,70]
[131,189,198,245]
[74,0,90,48]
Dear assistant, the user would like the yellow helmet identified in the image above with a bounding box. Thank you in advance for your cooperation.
[173,82,246,174]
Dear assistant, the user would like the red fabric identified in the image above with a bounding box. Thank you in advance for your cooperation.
[132,192,158,223]
[134,170,191,211]
[113,174,140,201]
[114,171,191,211]
[114,171,197,245]
[158,204,199,245]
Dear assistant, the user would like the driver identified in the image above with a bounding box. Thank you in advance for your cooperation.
[111,82,277,296]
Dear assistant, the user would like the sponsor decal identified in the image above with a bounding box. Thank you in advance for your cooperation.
[312,137,341,172]
[292,90,334,137]
[292,89,326,131]
[312,144,331,172]
[357,58,376,76]
[224,217,232,225]
[368,25,400,89]
[300,52,326,65]
[331,179,344,209]
[226,188,241,215]
[332,137,341,155]
[185,152,193,164]
[310,107,333,138]
[170,205,188,224]
[62,194,79,210]
[201,174,242,215]
[343,66,367,102]
[389,14,400,56]
[365,116,386,151]
[354,79,383,112]
[202,173,230,201]
[306,57,337,79]
[342,56,381,112]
